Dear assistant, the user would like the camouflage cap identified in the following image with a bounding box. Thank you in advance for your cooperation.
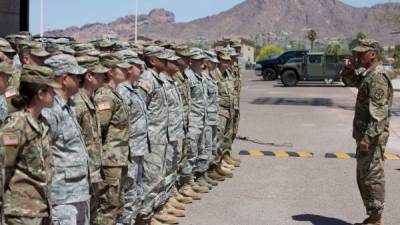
[164,49,181,61]
[116,50,144,65]
[218,50,232,61]
[204,50,220,64]
[20,64,62,88]
[5,33,31,45]
[0,62,13,75]
[96,38,116,48]
[19,40,50,57]
[114,41,130,51]
[190,48,207,60]
[0,38,16,53]
[100,53,132,69]
[58,45,76,55]
[352,38,381,53]
[45,54,87,76]
[174,45,191,57]
[74,43,101,56]
[143,46,168,59]
[76,56,109,74]
[224,47,239,57]
[229,39,242,48]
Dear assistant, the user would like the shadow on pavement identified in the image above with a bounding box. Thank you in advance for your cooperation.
[292,214,352,225]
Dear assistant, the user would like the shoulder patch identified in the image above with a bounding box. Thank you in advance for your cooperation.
[5,90,17,98]
[139,81,151,93]
[97,102,112,111]
[373,88,385,100]
[3,132,19,146]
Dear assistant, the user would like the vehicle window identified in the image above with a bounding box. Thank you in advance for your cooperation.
[309,55,322,64]
[281,53,295,62]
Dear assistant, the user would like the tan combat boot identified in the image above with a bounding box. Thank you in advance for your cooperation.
[223,154,240,167]
[216,165,233,178]
[204,172,219,186]
[354,214,383,225]
[164,204,185,217]
[179,179,202,200]
[173,187,193,204]
[187,177,209,193]
[150,218,167,225]
[207,169,225,181]
[167,197,185,210]
[230,152,242,163]
[221,160,235,170]
[153,210,179,224]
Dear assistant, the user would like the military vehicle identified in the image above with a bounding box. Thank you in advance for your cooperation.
[255,50,308,81]
[279,52,348,87]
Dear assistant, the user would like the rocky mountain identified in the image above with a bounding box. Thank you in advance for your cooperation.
[45,0,400,44]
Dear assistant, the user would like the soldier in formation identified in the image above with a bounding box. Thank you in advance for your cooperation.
[0,32,242,225]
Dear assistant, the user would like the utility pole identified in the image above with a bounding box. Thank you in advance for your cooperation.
[135,0,138,43]
[40,0,44,37]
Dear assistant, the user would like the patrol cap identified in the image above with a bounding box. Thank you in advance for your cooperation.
[5,33,31,45]
[190,48,207,60]
[45,54,87,76]
[204,50,220,64]
[0,38,16,53]
[229,39,242,48]
[116,50,144,65]
[114,41,131,51]
[218,50,232,61]
[0,62,13,75]
[19,40,50,57]
[96,38,116,48]
[74,43,101,56]
[100,53,132,69]
[352,39,381,53]
[164,49,181,61]
[20,64,62,88]
[143,46,168,59]
[76,56,109,74]
[174,45,191,57]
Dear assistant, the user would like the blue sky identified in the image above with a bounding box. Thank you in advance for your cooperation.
[29,0,400,34]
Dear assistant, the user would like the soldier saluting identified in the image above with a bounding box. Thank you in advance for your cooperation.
[341,39,393,225]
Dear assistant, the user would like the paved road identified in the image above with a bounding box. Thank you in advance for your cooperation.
[180,71,400,225]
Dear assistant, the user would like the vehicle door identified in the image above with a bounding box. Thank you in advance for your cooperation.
[306,54,323,78]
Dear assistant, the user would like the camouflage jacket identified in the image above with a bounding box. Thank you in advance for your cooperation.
[185,68,207,129]
[4,68,21,114]
[139,69,169,145]
[160,73,185,141]
[210,68,234,119]
[0,96,7,125]
[203,71,219,126]
[73,89,103,183]
[342,64,393,144]
[174,71,190,132]
[42,93,90,205]
[116,82,149,157]
[94,84,130,166]
[232,62,242,110]
[2,110,52,217]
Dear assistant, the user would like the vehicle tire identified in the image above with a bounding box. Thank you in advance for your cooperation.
[281,70,298,87]
[262,68,277,81]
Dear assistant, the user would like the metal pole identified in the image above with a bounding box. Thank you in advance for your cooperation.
[40,0,44,37]
[135,0,138,43]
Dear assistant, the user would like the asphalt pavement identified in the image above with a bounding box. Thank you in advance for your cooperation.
[180,71,400,225]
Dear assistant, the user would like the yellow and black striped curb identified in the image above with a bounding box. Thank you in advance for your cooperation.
[325,152,400,160]
[239,150,314,158]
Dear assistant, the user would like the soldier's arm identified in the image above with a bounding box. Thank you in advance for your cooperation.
[41,108,60,142]
[94,93,114,135]
[2,118,26,170]
[340,67,365,87]
[362,73,391,143]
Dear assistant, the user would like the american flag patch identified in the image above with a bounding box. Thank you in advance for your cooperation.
[97,102,111,111]
[3,133,19,146]
[5,90,17,98]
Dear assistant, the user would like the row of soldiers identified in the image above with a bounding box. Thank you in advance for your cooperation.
[0,32,242,225]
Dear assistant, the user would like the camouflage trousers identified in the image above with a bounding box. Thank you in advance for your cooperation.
[140,144,167,219]
[232,110,240,141]
[187,126,207,174]
[118,157,144,225]
[205,125,218,166]
[215,114,233,163]
[356,143,385,216]
[177,138,192,177]
[164,141,179,203]
[52,200,90,225]
[5,216,51,225]
[91,166,127,225]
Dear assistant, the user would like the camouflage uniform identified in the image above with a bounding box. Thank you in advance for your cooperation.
[138,68,169,218]
[185,68,207,173]
[203,71,219,165]
[174,71,192,177]
[2,111,53,225]
[342,63,393,217]
[160,73,185,201]
[210,67,235,162]
[116,81,149,225]
[0,96,7,125]
[93,84,130,225]
[231,62,241,140]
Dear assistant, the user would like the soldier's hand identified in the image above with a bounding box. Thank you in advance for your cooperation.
[345,58,355,70]
[357,140,369,152]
